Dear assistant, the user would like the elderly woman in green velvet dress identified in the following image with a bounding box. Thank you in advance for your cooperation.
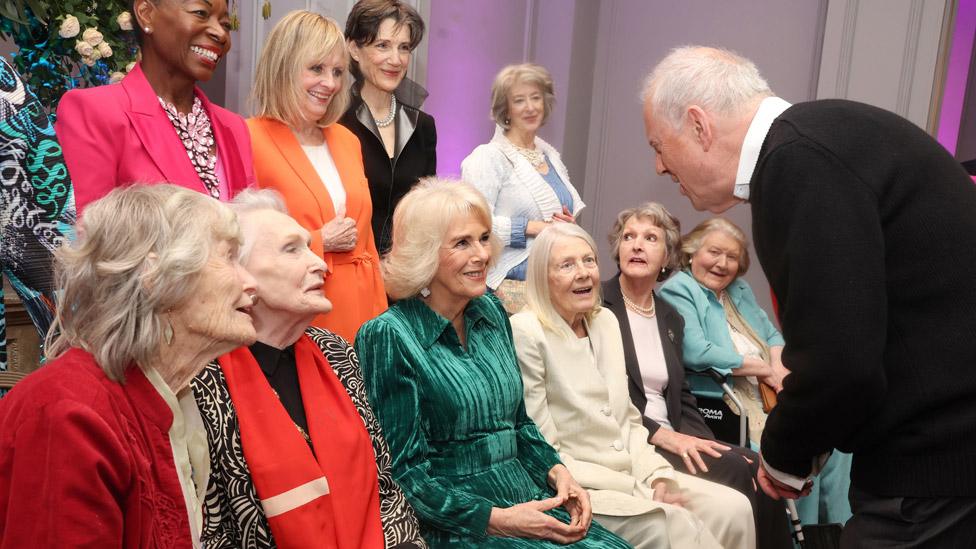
[355,178,630,548]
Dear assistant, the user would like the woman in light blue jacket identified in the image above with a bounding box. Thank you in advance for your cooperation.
[659,217,851,527]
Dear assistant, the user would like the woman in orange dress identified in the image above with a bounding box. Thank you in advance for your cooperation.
[248,10,386,342]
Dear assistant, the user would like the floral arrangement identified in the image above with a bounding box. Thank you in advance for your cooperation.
[0,0,272,114]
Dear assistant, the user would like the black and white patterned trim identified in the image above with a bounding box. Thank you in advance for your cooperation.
[191,327,427,549]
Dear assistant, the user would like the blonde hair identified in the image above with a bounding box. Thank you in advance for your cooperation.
[642,45,772,129]
[382,177,500,300]
[45,184,241,381]
[608,202,682,281]
[252,10,350,129]
[525,223,602,334]
[680,217,751,275]
[490,63,556,128]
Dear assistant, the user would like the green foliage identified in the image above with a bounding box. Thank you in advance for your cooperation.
[0,0,139,113]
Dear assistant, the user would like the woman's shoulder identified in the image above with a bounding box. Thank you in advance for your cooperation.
[305,326,352,351]
[1,349,119,421]
[56,85,127,123]
[509,308,543,335]
[462,142,507,168]
[660,270,699,294]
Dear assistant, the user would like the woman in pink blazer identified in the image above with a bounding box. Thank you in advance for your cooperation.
[55,0,254,214]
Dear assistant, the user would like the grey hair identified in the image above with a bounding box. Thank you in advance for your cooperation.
[679,217,751,275]
[525,223,602,334]
[230,188,289,263]
[641,45,772,129]
[608,202,681,282]
[382,177,501,300]
[45,184,242,382]
[490,63,556,128]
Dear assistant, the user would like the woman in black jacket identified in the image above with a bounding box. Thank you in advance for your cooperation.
[340,0,437,254]
[601,202,791,549]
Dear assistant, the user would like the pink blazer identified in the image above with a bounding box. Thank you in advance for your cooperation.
[55,63,255,214]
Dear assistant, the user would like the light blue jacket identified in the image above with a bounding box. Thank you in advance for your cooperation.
[659,270,785,398]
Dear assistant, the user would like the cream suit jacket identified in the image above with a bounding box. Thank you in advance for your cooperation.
[510,308,677,517]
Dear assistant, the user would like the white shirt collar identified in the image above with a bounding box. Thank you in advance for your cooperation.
[733,96,792,201]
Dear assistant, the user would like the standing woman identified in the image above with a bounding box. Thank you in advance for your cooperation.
[249,11,386,343]
[56,0,255,214]
[341,0,437,254]
[461,63,583,314]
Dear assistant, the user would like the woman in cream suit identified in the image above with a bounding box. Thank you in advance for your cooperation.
[510,223,755,549]
[248,11,386,343]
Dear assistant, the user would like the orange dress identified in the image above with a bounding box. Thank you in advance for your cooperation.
[248,117,387,343]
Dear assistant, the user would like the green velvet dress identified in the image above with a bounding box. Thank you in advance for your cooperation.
[356,295,632,548]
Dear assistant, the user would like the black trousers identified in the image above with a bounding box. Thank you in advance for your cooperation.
[658,444,793,549]
[841,486,976,548]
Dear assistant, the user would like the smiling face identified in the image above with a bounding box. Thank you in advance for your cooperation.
[507,80,545,135]
[617,216,668,284]
[642,100,738,213]
[137,0,232,83]
[351,17,412,95]
[690,230,742,293]
[548,236,600,326]
[299,48,346,124]
[170,238,257,349]
[428,213,492,308]
[241,210,331,324]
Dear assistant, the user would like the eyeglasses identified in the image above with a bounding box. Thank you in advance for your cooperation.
[552,256,598,276]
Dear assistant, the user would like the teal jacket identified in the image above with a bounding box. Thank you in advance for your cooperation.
[659,270,784,398]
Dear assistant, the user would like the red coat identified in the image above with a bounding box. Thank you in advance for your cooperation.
[55,63,255,214]
[0,348,192,548]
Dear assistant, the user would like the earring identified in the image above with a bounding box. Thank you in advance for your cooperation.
[163,316,174,346]
[144,27,151,34]
[420,287,431,298]
[661,267,666,274]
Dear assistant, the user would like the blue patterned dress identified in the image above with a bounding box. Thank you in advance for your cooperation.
[0,57,75,390]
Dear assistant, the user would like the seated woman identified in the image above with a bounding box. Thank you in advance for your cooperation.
[0,185,257,547]
[191,189,425,549]
[56,0,254,213]
[510,222,755,549]
[659,217,852,526]
[601,203,791,549]
[462,63,583,314]
[355,178,629,547]
[248,11,386,343]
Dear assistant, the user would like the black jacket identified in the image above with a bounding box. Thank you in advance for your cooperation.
[339,91,436,254]
[602,274,713,440]
[751,99,976,497]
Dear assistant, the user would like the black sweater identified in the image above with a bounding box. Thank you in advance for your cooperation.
[751,99,976,497]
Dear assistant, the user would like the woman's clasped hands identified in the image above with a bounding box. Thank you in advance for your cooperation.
[487,464,592,544]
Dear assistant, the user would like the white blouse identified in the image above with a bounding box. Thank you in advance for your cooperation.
[627,310,673,430]
[301,143,346,213]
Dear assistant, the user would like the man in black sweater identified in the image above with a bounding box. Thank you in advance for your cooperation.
[640,46,976,547]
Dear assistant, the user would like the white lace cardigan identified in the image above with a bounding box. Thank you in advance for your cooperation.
[460,125,585,289]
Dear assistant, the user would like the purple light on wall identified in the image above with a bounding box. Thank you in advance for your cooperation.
[424,0,530,176]
[937,0,976,154]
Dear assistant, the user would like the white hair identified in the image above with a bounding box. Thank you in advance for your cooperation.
[45,184,241,381]
[524,223,602,334]
[231,188,289,263]
[642,45,772,129]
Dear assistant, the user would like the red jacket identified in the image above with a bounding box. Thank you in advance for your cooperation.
[0,348,192,548]
[55,63,255,214]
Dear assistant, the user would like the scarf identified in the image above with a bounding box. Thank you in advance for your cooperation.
[218,335,384,549]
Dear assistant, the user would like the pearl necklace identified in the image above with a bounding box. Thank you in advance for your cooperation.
[507,136,546,168]
[373,94,397,128]
[623,292,656,318]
